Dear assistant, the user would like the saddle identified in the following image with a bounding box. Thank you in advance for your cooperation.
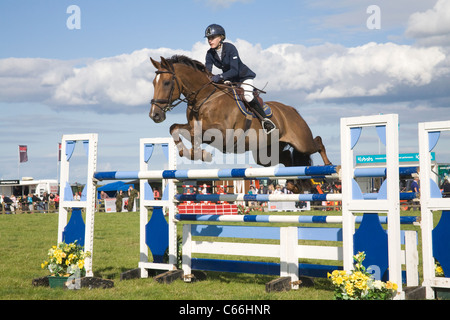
[231,87,273,119]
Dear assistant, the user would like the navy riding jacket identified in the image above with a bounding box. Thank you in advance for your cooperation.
[205,42,256,82]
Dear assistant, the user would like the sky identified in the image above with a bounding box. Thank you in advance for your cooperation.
[1,0,450,183]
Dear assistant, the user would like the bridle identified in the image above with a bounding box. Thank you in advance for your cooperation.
[150,69,188,113]
[151,68,219,114]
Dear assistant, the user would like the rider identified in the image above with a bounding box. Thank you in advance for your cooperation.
[204,24,276,134]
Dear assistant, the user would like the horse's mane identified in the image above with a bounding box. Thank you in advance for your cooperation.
[165,55,211,75]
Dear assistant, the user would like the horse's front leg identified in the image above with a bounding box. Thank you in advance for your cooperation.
[170,123,193,159]
[170,123,212,162]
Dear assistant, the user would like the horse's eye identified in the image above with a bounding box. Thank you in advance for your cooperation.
[163,80,171,86]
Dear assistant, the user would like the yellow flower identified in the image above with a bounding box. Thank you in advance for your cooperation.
[345,282,354,296]
[436,265,444,275]
[351,271,367,281]
[77,259,85,269]
[354,279,368,291]
[386,281,398,291]
[334,276,344,285]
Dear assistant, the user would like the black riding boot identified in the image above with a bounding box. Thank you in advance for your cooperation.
[248,98,276,134]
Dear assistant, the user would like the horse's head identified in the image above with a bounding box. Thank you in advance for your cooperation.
[149,57,184,123]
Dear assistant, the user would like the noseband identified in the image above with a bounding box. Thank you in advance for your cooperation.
[150,70,188,113]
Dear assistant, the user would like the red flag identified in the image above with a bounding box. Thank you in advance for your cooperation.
[19,145,28,163]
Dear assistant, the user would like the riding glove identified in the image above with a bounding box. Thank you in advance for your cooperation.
[211,74,223,83]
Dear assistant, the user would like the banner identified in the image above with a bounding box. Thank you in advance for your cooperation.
[356,152,435,164]
[19,145,28,163]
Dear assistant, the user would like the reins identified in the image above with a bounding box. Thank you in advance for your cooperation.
[151,65,266,115]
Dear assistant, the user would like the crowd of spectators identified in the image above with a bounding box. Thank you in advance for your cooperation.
[0,192,59,214]
[98,185,140,213]
[246,183,295,206]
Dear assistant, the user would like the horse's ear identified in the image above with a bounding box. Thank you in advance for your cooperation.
[160,56,173,72]
[150,57,161,70]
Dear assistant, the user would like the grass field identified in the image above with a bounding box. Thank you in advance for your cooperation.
[0,210,342,300]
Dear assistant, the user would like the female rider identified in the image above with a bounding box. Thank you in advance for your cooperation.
[204,24,276,134]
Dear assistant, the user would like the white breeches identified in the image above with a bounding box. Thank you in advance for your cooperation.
[241,79,255,103]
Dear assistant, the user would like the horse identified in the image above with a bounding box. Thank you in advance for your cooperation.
[149,55,332,193]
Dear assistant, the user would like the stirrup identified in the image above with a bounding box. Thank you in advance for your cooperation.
[262,118,276,134]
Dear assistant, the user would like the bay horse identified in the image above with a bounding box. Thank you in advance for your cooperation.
[149,55,332,193]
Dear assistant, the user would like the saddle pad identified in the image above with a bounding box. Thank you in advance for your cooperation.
[231,88,273,118]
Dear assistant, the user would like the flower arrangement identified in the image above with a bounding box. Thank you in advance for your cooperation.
[328,251,398,300]
[41,241,91,277]
[237,204,250,215]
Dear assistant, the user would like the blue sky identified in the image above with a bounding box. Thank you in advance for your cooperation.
[0,0,432,59]
[1,0,450,182]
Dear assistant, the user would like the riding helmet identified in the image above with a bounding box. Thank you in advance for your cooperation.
[205,24,226,39]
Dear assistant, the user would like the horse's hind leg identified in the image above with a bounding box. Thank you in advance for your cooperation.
[314,136,332,166]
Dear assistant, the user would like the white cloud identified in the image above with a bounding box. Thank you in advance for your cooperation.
[406,0,450,47]
[311,1,437,27]
[0,58,74,103]
[303,42,446,100]
[51,48,188,109]
[0,48,192,112]
[233,40,447,101]
[0,43,209,112]
[0,35,448,111]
